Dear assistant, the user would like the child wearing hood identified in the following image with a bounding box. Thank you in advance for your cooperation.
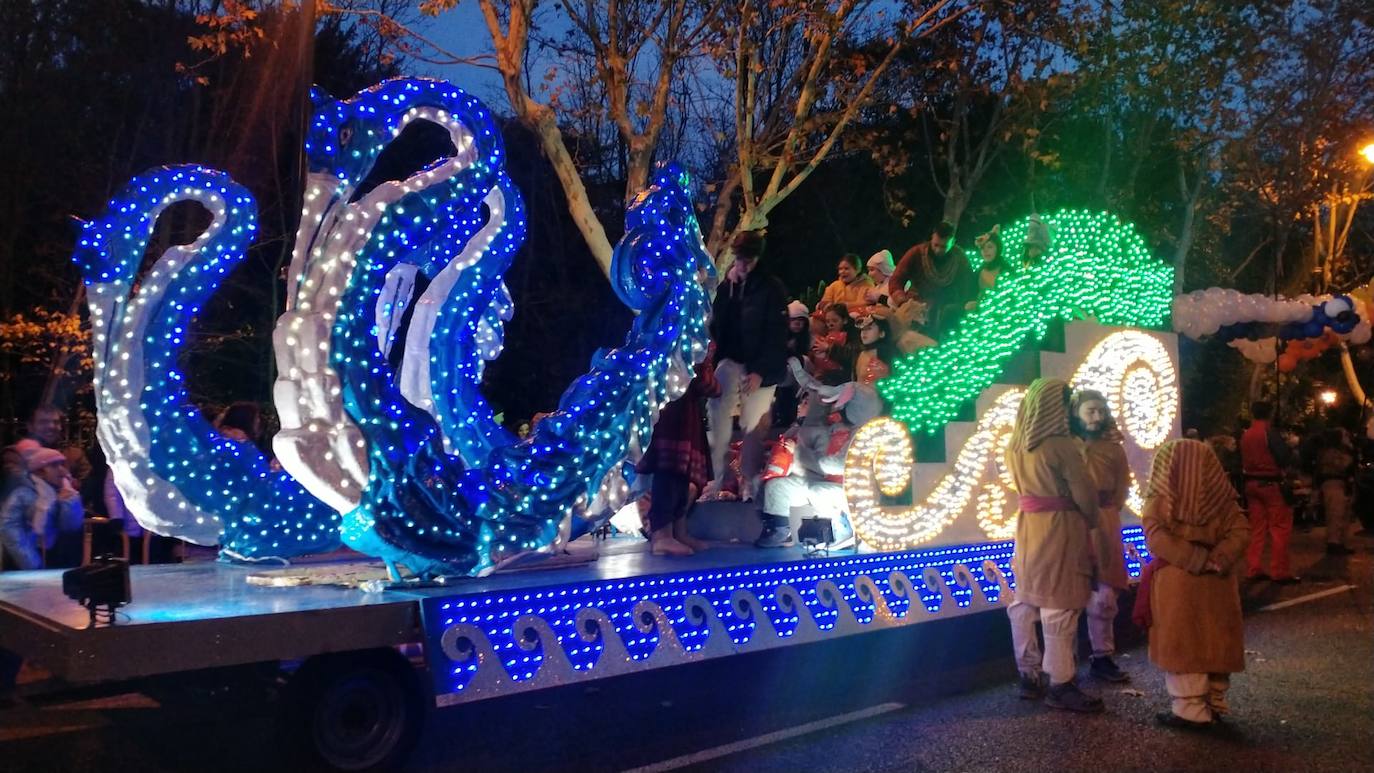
[755,360,882,549]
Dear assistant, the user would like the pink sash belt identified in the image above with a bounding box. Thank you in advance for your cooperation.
[1018,494,1078,513]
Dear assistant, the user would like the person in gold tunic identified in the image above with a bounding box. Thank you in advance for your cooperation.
[1141,439,1249,729]
[1070,389,1132,683]
[1004,378,1104,712]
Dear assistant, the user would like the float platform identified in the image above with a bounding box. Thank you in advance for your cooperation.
[0,525,1150,708]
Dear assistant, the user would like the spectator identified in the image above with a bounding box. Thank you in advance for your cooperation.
[706,230,789,501]
[862,250,896,309]
[637,349,721,556]
[103,468,142,543]
[1070,389,1131,683]
[1004,378,1103,713]
[1206,434,1241,493]
[1240,400,1297,583]
[1316,428,1356,555]
[1139,439,1249,729]
[889,220,976,340]
[1,448,83,570]
[215,401,262,445]
[3,404,90,504]
[756,361,881,548]
[816,253,875,313]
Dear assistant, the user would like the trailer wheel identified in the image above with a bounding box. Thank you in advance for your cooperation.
[285,650,425,772]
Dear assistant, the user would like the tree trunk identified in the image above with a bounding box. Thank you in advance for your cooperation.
[528,102,616,276]
[1172,162,1205,296]
[942,178,969,230]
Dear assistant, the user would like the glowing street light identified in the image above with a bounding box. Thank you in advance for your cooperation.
[1319,388,1339,406]
[1361,142,1374,166]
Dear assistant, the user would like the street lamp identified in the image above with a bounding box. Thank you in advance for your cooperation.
[1319,388,1338,407]
[1362,142,1374,166]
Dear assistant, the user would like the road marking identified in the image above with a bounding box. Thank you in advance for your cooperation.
[620,701,906,773]
[1259,585,1357,612]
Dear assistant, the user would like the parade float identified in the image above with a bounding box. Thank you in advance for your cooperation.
[3,77,1368,770]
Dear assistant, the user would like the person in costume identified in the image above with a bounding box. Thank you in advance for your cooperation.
[816,253,875,313]
[1004,378,1103,712]
[1239,400,1297,582]
[972,226,1005,304]
[637,348,722,556]
[1139,439,1249,729]
[888,220,976,340]
[1070,389,1131,683]
[1021,214,1051,268]
[755,360,881,549]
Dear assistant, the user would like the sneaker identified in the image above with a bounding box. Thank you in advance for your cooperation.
[1245,571,1269,583]
[1044,681,1105,713]
[1274,575,1301,585]
[1155,711,1214,731]
[755,514,794,548]
[1089,655,1129,683]
[1017,672,1045,700]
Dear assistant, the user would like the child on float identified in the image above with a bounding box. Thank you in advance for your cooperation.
[813,302,860,378]
[816,253,875,313]
[754,360,881,549]
[774,300,813,427]
[853,310,899,386]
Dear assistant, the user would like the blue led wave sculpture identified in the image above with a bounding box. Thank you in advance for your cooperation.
[74,166,341,558]
[271,78,713,577]
[76,79,710,574]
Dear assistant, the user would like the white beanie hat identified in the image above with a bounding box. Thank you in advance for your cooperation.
[866,249,895,275]
[787,300,809,319]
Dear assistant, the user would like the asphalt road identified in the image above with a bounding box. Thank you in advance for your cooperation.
[2,526,1370,773]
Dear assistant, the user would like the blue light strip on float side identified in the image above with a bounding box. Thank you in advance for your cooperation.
[421,526,1152,698]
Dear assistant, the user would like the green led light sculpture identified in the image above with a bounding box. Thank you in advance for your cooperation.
[877,210,1173,435]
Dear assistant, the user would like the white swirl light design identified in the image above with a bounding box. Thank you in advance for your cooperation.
[1071,331,1176,450]
[845,330,1178,549]
[273,102,482,514]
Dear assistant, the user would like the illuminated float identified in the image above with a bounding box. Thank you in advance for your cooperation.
[20,78,1324,766]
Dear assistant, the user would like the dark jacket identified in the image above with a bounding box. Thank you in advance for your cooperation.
[710,270,789,386]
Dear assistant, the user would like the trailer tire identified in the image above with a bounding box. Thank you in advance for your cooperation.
[284,650,425,772]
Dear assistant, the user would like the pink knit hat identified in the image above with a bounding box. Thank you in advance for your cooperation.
[26,447,66,472]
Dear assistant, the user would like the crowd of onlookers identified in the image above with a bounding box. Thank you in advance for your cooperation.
[0,402,268,571]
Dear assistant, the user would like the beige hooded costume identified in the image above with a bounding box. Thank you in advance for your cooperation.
[1005,379,1101,691]
[1071,390,1131,670]
[1008,379,1101,610]
[1143,439,1249,723]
